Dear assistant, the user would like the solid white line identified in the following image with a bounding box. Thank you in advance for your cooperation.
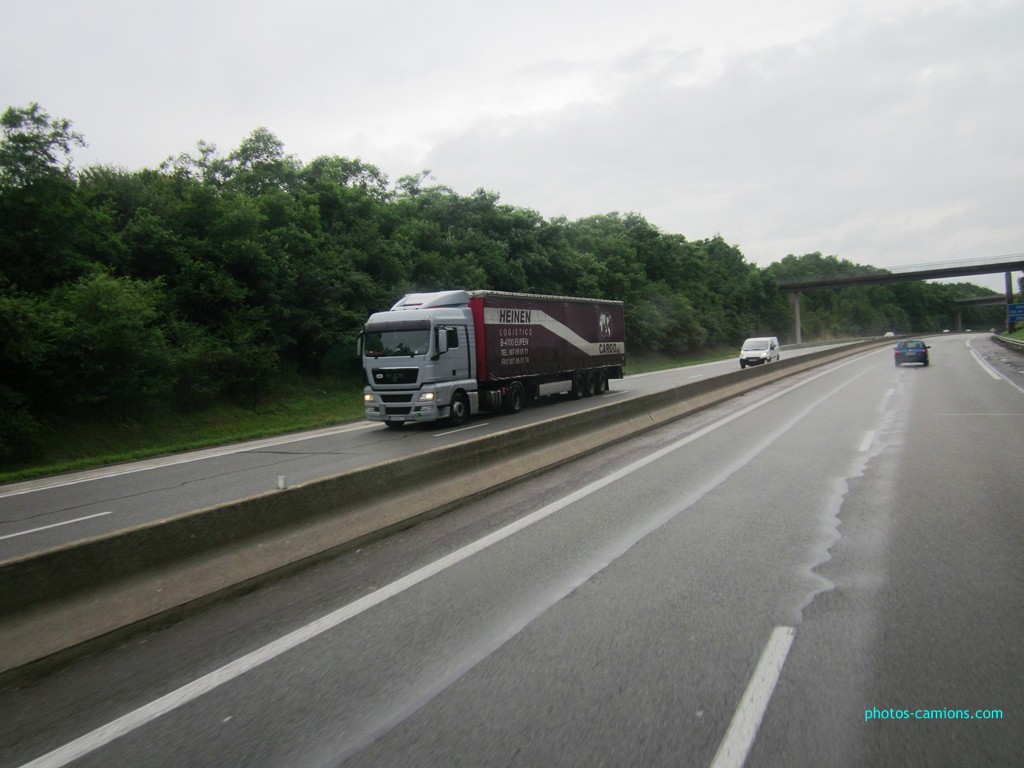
[0,423,377,500]
[968,347,1003,380]
[434,423,489,437]
[965,338,1023,391]
[19,356,864,768]
[0,511,113,542]
[857,431,875,453]
[710,626,796,768]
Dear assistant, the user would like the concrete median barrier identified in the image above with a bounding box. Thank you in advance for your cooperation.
[0,339,885,676]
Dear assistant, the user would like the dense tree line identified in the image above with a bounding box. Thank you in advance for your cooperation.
[0,104,1006,460]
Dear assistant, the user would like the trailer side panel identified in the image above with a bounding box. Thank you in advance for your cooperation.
[469,292,625,382]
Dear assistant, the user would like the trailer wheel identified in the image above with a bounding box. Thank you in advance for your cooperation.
[571,374,586,399]
[504,381,526,414]
[449,391,470,426]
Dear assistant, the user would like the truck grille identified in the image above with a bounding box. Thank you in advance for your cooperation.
[371,367,419,385]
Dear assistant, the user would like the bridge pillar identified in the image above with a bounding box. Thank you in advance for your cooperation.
[789,292,802,344]
[1007,271,1016,333]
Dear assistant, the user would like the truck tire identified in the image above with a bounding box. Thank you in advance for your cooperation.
[571,374,586,399]
[504,381,526,414]
[449,391,470,426]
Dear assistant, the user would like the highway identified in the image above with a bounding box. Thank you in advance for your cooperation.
[1,334,1021,767]
[0,343,842,560]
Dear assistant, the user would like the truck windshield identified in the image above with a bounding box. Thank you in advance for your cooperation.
[363,327,431,358]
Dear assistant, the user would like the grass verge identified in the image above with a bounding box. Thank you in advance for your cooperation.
[1,375,366,484]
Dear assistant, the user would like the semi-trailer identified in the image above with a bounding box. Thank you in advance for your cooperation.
[359,290,626,426]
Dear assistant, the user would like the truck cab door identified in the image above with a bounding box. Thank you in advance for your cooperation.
[437,326,471,381]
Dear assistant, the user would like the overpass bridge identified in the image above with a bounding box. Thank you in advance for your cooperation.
[776,254,1024,342]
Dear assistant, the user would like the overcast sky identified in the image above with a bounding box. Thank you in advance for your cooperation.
[4,0,1021,290]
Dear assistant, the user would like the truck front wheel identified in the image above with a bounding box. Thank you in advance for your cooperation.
[449,392,470,426]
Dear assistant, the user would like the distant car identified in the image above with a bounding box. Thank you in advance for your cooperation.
[739,336,780,368]
[884,331,895,338]
[894,339,930,367]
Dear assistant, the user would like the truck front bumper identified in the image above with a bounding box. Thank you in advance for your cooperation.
[363,388,441,424]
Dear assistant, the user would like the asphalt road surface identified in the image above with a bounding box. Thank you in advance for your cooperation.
[0,343,844,560]
[1,334,1021,767]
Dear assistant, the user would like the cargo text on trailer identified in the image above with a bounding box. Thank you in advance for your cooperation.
[358,290,626,426]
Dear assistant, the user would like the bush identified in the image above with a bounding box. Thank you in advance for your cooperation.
[0,384,41,462]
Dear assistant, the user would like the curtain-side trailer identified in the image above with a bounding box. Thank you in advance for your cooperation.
[359,290,626,426]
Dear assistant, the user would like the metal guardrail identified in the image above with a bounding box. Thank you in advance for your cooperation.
[993,334,1024,352]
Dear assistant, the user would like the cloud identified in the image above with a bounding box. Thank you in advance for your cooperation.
[421,1,1023,287]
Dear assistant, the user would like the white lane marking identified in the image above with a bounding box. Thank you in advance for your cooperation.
[710,626,796,768]
[0,511,114,542]
[0,423,377,500]
[968,347,1003,380]
[19,356,868,768]
[434,422,490,437]
[966,338,1024,393]
[857,431,876,453]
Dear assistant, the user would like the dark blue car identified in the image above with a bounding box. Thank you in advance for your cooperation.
[894,339,930,367]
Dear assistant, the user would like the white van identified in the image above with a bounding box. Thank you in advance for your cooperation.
[739,336,780,368]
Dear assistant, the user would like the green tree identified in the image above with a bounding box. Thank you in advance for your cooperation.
[49,272,175,418]
[0,105,97,292]
[0,103,86,188]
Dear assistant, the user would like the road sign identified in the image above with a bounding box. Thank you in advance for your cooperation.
[1009,303,1024,323]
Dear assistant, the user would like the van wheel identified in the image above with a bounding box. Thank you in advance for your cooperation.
[449,392,470,426]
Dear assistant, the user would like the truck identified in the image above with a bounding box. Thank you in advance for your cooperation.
[359,290,626,427]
